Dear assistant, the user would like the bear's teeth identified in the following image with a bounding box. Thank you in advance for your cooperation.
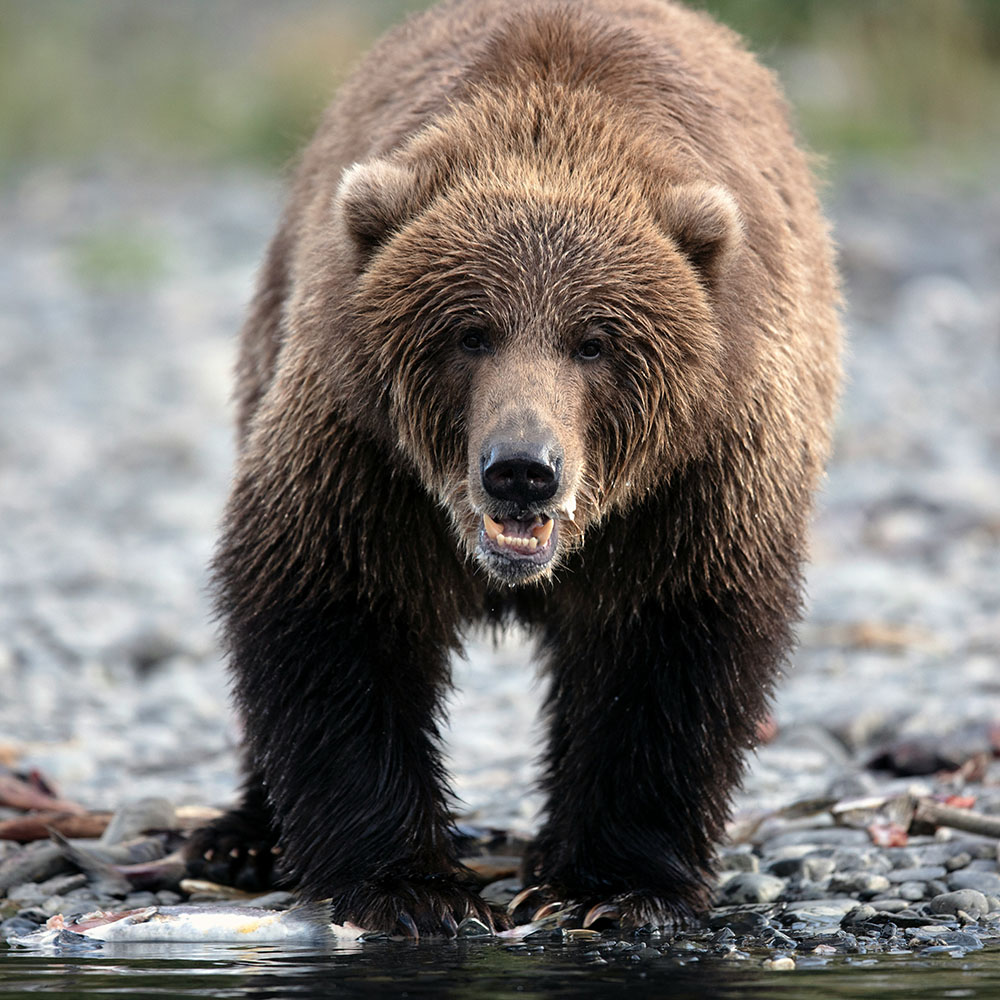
[532,518,554,545]
[483,513,502,541]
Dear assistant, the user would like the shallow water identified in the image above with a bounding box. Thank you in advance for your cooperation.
[3,941,1000,999]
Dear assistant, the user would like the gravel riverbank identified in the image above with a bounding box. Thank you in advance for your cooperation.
[1,164,999,961]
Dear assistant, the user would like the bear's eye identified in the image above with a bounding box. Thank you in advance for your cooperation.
[577,339,603,361]
[460,331,490,354]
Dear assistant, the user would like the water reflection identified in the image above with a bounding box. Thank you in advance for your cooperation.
[2,941,999,999]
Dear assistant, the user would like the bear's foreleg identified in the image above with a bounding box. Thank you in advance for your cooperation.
[526,588,791,929]
[222,585,502,936]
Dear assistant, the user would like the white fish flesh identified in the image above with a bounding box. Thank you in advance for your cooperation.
[7,902,358,949]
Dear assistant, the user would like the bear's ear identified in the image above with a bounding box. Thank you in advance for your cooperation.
[660,183,744,289]
[334,158,424,261]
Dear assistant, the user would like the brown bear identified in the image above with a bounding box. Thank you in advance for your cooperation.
[186,0,841,936]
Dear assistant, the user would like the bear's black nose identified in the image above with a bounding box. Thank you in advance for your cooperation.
[482,443,561,506]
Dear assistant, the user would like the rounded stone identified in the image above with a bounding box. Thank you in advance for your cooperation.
[930,889,989,922]
[841,903,877,926]
[762,956,795,970]
[948,870,1000,896]
[887,866,947,884]
[718,850,759,873]
[830,872,891,895]
[719,873,786,905]
[898,881,929,902]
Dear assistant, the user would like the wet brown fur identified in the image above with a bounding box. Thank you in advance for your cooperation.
[191,0,841,934]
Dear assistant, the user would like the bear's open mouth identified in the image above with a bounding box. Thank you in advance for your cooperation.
[479,512,558,572]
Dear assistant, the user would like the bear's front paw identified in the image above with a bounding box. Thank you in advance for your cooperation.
[509,884,694,931]
[331,873,509,938]
[183,813,280,892]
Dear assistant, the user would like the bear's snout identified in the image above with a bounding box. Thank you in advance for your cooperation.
[481,439,562,509]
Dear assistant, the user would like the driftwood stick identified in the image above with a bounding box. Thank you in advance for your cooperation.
[913,798,1000,839]
[0,811,113,843]
[0,773,85,815]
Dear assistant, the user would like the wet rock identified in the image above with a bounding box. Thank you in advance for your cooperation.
[717,873,786,905]
[767,856,836,882]
[1,916,43,939]
[457,917,493,938]
[930,889,990,922]
[833,872,890,898]
[707,908,772,935]
[762,955,796,970]
[842,903,877,926]
[783,899,860,924]
[909,926,984,951]
[868,897,910,913]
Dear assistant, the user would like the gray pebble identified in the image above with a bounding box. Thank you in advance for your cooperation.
[122,892,159,909]
[35,873,88,897]
[761,829,872,850]
[783,899,860,924]
[887,866,947,883]
[155,890,183,906]
[930,889,989,922]
[762,844,824,864]
[948,870,1000,896]
[841,903,877,926]
[829,872,891,895]
[457,916,493,938]
[707,909,772,934]
[966,859,999,873]
[770,856,835,883]
[5,883,45,906]
[0,843,72,893]
[718,873,786,905]
[945,852,973,872]
[717,851,759,873]
[897,881,930,902]
[868,897,911,913]
[1,916,43,939]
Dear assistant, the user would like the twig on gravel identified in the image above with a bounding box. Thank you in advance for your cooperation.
[913,799,1000,839]
[0,772,86,815]
[0,811,114,843]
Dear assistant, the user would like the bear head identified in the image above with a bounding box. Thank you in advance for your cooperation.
[321,115,744,586]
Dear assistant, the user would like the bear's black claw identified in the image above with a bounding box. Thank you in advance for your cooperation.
[331,876,509,938]
[582,901,620,928]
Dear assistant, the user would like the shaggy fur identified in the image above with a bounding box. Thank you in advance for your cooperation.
[186,0,841,935]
